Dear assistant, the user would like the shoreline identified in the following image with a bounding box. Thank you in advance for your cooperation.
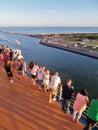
[1,31,98,59]
[40,40,98,59]
[40,41,98,59]
[14,32,98,60]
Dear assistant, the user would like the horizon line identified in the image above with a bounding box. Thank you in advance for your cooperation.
[0,26,98,28]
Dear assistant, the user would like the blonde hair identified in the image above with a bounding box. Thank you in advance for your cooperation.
[46,70,50,75]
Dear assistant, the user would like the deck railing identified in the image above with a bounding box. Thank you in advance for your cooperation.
[25,63,98,129]
[56,85,98,129]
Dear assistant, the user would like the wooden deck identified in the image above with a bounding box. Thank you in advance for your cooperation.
[0,63,84,130]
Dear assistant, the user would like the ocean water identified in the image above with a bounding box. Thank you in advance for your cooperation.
[0,26,98,34]
[0,27,98,99]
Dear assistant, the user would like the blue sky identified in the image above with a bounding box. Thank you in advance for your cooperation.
[0,0,98,27]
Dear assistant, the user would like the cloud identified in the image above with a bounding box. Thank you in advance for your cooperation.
[46,9,57,13]
[45,9,80,15]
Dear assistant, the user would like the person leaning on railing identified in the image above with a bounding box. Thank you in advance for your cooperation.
[72,89,89,123]
[83,97,98,130]
[49,72,61,103]
[62,79,75,113]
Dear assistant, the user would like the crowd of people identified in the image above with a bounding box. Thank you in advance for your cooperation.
[0,44,98,130]
[0,44,25,82]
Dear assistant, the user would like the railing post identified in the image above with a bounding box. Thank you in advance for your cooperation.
[24,61,27,72]
[57,84,62,101]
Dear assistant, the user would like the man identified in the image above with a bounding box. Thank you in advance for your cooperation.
[83,98,98,130]
[62,79,74,113]
[49,72,61,103]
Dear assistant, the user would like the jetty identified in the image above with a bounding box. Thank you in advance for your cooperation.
[0,62,84,130]
[40,40,98,60]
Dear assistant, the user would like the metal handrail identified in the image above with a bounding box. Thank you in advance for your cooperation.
[24,63,98,129]
[56,86,98,129]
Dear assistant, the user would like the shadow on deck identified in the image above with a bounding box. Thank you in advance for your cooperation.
[0,63,84,130]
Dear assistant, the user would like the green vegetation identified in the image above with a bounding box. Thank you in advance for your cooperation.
[39,33,98,53]
[23,33,98,53]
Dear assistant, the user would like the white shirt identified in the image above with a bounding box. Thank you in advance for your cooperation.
[37,69,45,80]
[31,65,39,75]
[18,54,24,60]
[49,75,61,90]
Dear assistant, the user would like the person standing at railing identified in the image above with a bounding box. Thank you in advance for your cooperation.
[72,89,89,122]
[49,72,61,103]
[43,69,50,93]
[27,61,34,72]
[83,97,98,130]
[17,58,24,80]
[62,79,74,113]
[36,66,45,90]
[31,62,39,85]
[4,57,14,83]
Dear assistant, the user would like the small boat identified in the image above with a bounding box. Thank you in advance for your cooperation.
[15,39,21,45]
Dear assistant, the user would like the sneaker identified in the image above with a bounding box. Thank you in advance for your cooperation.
[44,91,47,94]
[53,98,56,101]
[66,110,70,113]
[38,87,42,90]
[75,119,79,123]
[49,99,52,103]
[10,80,14,83]
[72,119,78,123]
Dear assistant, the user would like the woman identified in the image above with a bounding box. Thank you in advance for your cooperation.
[17,58,24,79]
[72,89,89,122]
[43,70,50,93]
[31,62,39,85]
[28,61,34,72]
[4,58,14,83]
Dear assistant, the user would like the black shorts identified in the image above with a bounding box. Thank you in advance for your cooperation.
[31,74,37,79]
[18,71,23,75]
[7,72,13,77]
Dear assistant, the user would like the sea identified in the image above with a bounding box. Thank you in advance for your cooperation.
[0,26,98,99]
[0,26,98,34]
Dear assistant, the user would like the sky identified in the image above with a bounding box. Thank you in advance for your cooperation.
[0,0,98,27]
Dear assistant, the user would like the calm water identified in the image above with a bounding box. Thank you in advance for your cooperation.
[0,27,98,99]
[0,26,98,34]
